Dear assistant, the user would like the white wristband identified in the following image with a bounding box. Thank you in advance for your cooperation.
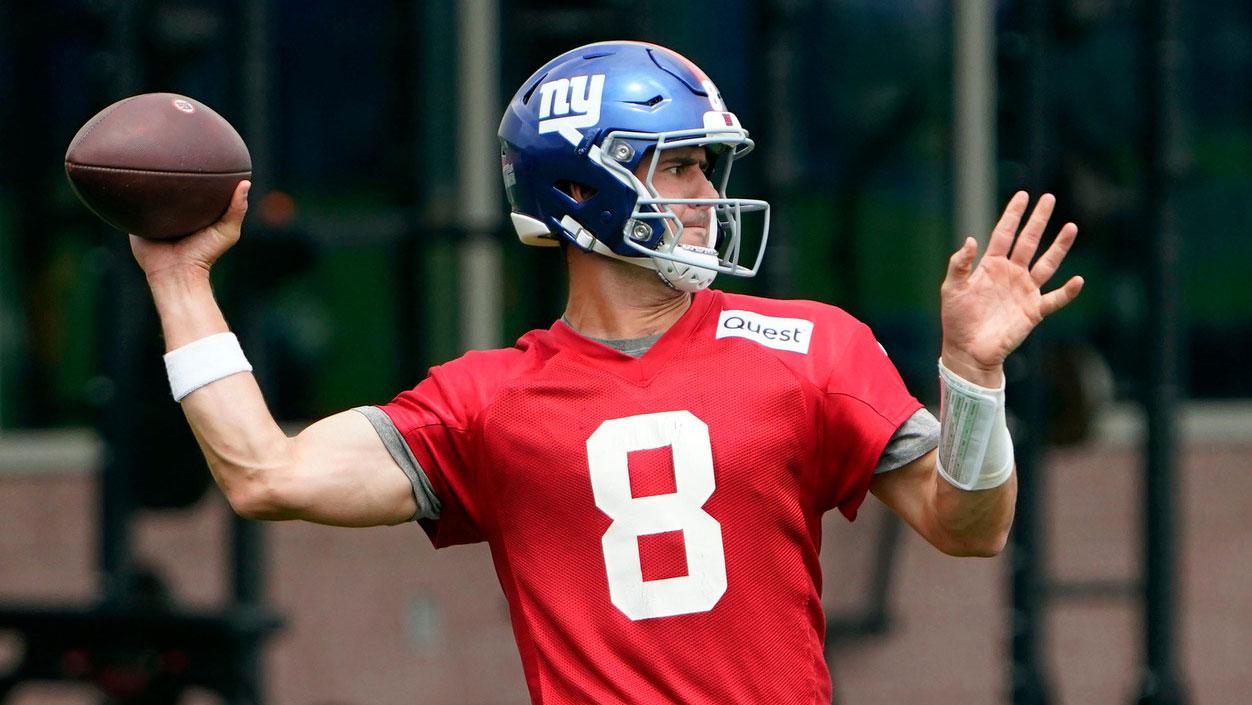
[164,332,253,402]
[936,359,1014,491]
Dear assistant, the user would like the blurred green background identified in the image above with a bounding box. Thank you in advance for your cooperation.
[0,0,1247,424]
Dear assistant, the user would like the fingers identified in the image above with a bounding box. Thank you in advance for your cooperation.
[984,191,1028,258]
[945,236,978,285]
[1030,221,1078,287]
[1009,193,1055,266]
[1039,275,1085,318]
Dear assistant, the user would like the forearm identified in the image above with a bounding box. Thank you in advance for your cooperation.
[148,267,295,516]
[932,466,1016,556]
[932,353,1015,555]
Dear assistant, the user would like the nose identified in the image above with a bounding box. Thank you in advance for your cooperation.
[692,171,718,200]
[676,170,717,229]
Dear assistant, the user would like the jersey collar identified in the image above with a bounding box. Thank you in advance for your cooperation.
[550,289,720,383]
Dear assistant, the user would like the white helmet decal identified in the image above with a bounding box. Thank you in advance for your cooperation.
[538,74,607,134]
[701,80,726,111]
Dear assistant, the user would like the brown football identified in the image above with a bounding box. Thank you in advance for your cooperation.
[65,93,251,240]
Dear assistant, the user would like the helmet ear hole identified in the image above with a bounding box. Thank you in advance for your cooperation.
[556,180,599,204]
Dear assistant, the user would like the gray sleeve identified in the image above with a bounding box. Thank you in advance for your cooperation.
[874,408,940,474]
[352,406,443,521]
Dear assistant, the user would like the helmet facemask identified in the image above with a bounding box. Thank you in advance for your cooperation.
[596,124,771,292]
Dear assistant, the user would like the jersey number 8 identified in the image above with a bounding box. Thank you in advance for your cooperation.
[586,411,727,620]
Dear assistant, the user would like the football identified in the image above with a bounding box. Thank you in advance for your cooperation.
[65,93,251,240]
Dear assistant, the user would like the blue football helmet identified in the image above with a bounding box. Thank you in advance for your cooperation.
[498,41,770,292]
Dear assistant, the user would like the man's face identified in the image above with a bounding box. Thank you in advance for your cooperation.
[634,146,719,247]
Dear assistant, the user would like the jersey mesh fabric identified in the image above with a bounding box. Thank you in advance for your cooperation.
[377,289,922,705]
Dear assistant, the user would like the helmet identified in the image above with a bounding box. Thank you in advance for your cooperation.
[498,41,770,292]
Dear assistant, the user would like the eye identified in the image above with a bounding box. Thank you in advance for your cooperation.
[662,162,706,177]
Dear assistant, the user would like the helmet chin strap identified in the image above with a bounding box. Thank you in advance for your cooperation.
[654,245,718,292]
[653,209,719,292]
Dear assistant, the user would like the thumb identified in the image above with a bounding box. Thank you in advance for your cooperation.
[945,236,978,283]
[217,180,251,231]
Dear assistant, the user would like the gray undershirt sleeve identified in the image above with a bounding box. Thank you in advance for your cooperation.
[875,408,941,474]
[353,406,442,521]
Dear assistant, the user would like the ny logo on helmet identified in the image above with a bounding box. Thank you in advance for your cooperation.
[537,74,606,134]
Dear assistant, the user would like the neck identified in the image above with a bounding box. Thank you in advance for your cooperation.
[563,247,692,339]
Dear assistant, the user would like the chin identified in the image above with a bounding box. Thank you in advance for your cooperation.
[678,228,709,247]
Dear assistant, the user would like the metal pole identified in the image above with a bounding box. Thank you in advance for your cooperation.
[98,0,143,603]
[240,0,274,197]
[759,0,800,297]
[1006,1,1053,702]
[231,0,272,610]
[456,0,503,351]
[0,0,20,430]
[233,1,274,702]
[98,256,148,601]
[1134,0,1189,702]
[953,0,997,248]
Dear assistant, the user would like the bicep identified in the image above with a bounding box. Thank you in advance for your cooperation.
[277,409,419,527]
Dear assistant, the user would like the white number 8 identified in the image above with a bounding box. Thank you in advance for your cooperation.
[586,411,727,620]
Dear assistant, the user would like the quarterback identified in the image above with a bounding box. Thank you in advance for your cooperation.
[132,42,1082,703]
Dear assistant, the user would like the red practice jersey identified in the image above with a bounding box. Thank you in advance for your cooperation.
[377,289,923,704]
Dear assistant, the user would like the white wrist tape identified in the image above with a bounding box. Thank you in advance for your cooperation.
[936,359,1015,491]
[164,332,253,402]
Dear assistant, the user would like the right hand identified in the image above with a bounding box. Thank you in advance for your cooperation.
[130,180,251,282]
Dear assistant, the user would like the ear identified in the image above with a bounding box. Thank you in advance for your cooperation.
[568,182,592,202]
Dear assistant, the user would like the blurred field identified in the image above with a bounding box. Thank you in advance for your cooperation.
[2,417,1248,705]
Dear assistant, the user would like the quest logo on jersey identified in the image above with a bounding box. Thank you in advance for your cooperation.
[715,309,814,354]
[537,74,606,135]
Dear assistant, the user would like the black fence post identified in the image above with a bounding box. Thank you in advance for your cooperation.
[1005,0,1055,702]
[1134,0,1190,702]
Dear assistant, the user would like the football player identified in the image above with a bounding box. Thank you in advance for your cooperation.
[132,41,1083,703]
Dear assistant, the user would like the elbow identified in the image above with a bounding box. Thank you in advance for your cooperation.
[216,438,300,521]
[224,479,281,520]
[947,541,1006,559]
[940,529,1010,558]
[222,467,296,521]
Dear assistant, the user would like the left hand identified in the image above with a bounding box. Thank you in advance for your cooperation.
[940,191,1084,386]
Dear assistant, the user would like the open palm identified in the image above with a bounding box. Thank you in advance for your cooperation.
[940,192,1084,377]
